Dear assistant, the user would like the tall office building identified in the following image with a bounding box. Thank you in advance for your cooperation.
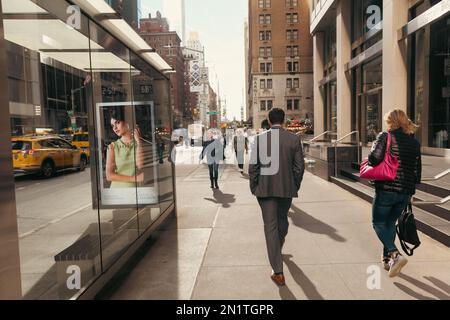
[139,12,186,128]
[247,0,314,129]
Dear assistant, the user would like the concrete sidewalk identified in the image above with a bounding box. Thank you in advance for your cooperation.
[107,164,450,300]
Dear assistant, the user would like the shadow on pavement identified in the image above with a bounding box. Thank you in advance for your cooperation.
[204,189,236,208]
[289,205,346,243]
[283,254,324,300]
[278,285,297,300]
[423,276,450,295]
[397,273,450,300]
[392,282,435,300]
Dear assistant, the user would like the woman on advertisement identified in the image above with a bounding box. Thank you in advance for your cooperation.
[106,107,144,188]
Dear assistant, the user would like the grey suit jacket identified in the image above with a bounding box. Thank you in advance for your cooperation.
[249,127,305,198]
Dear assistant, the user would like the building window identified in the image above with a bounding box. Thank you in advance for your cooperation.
[259,31,272,41]
[286,13,298,24]
[259,47,265,57]
[286,99,300,110]
[259,0,271,8]
[287,79,292,89]
[260,63,272,73]
[287,61,299,72]
[259,47,272,57]
[293,78,299,88]
[259,14,271,25]
[286,29,298,40]
[267,79,273,89]
[286,46,299,57]
[286,0,298,7]
[260,79,265,89]
[260,100,266,111]
[267,100,273,110]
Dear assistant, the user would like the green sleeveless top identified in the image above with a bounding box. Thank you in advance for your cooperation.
[110,139,137,188]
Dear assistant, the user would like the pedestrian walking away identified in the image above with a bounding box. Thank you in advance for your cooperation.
[249,108,305,286]
[233,128,248,174]
[200,130,225,189]
[367,109,421,278]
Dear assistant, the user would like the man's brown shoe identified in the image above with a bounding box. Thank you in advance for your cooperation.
[271,273,286,286]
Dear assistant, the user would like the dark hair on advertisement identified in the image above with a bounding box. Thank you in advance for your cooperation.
[268,108,285,125]
[109,106,126,122]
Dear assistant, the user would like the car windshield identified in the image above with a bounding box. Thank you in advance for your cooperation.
[11,141,31,151]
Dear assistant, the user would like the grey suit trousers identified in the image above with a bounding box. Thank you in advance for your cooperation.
[257,197,293,274]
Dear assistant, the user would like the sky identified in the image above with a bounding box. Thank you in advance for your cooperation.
[140,0,248,121]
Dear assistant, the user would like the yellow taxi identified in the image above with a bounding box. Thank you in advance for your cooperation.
[12,135,88,178]
[71,132,90,159]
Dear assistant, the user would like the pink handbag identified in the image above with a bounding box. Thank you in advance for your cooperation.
[360,132,398,181]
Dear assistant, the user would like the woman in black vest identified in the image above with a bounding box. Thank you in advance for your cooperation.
[368,109,421,278]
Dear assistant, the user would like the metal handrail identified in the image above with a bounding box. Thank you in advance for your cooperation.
[303,131,336,144]
[334,131,360,177]
[412,195,450,206]
[422,169,450,182]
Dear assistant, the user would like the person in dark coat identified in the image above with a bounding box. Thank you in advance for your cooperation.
[368,109,421,278]
[200,131,224,189]
[249,108,305,286]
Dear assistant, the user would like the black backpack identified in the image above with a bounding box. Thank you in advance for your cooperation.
[396,203,421,256]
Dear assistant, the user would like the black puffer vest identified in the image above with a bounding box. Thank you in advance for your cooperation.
[368,129,422,195]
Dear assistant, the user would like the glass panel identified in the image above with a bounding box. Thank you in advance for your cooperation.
[129,51,171,231]
[3,0,100,299]
[88,21,139,271]
[429,18,450,149]
[364,92,382,144]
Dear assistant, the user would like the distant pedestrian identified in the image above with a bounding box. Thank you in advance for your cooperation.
[249,108,305,286]
[261,119,270,132]
[200,130,224,189]
[368,109,421,277]
[233,128,248,173]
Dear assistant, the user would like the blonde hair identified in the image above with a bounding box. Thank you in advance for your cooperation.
[385,109,418,135]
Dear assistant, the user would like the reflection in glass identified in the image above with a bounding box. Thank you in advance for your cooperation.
[3,0,101,299]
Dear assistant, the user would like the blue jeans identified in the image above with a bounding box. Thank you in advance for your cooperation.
[372,191,410,257]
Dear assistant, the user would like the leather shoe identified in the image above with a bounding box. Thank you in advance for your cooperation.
[271,273,286,286]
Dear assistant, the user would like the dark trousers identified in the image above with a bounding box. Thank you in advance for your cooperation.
[257,197,293,274]
[372,191,410,257]
[208,163,219,183]
[235,151,245,170]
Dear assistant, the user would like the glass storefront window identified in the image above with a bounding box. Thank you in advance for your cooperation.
[354,56,383,145]
[428,18,450,148]
[410,2,450,150]
[3,0,101,299]
[2,0,174,299]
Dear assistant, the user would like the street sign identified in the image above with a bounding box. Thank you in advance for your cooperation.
[207,111,220,115]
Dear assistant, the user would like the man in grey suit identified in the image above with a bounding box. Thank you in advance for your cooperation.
[249,108,305,286]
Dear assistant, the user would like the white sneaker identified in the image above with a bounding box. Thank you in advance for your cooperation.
[388,252,408,278]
